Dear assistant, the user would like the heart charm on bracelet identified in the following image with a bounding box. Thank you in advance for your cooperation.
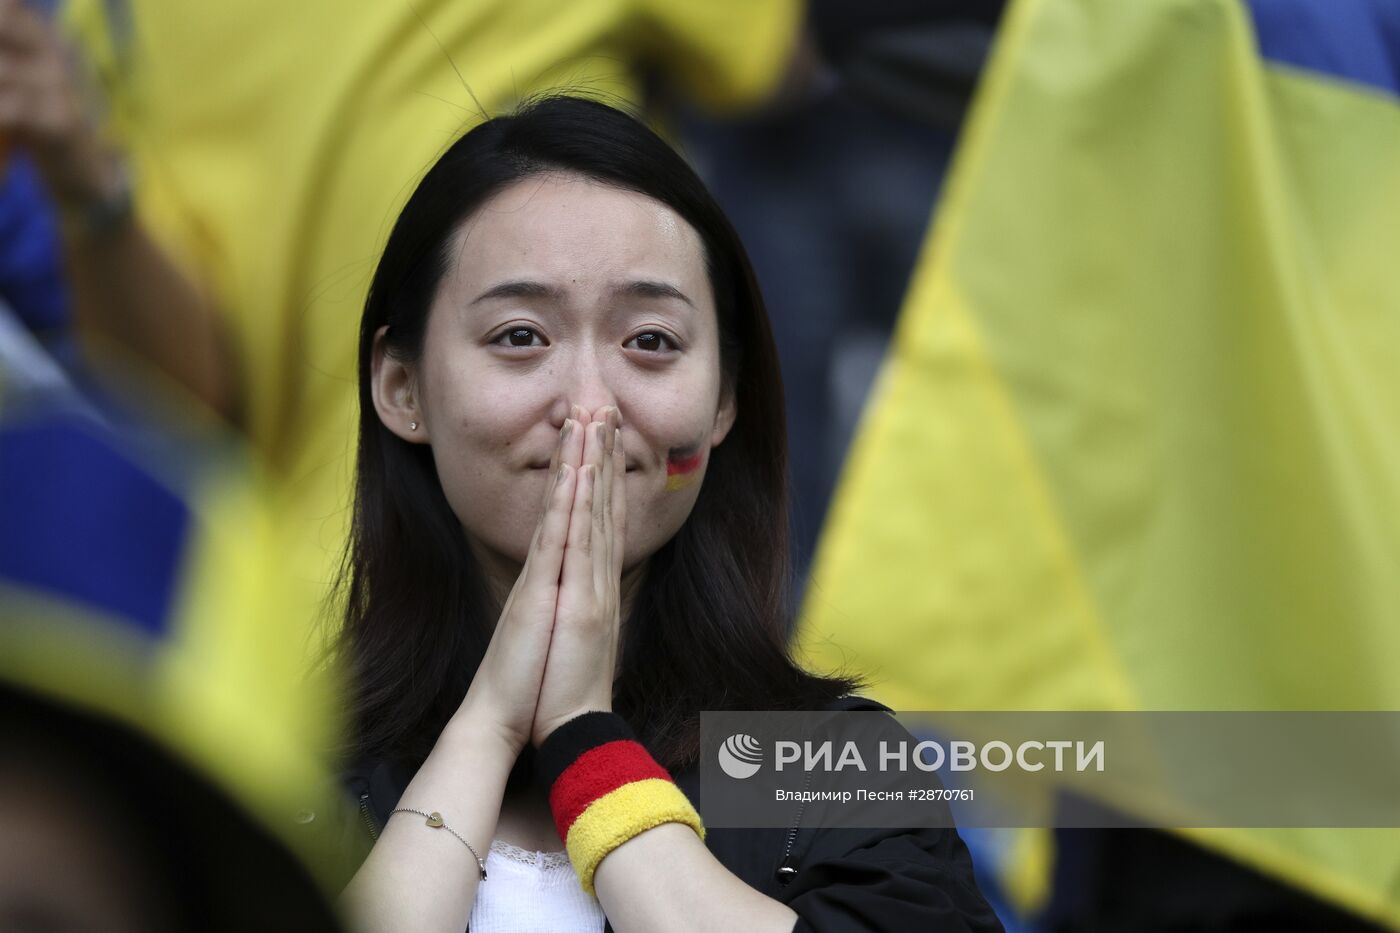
[426,812,445,827]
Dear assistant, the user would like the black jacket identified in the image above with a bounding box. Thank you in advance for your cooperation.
[343,696,1003,932]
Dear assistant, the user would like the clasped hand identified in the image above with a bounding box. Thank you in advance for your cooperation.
[0,0,121,208]
[461,404,626,757]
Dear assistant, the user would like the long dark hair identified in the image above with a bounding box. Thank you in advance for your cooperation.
[336,95,864,774]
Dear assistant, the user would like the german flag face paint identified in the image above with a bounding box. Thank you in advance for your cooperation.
[664,445,703,492]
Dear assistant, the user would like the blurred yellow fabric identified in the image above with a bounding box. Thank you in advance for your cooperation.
[58,0,801,631]
[797,0,1400,926]
[0,426,359,891]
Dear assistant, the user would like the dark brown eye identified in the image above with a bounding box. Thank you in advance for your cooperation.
[492,327,543,348]
[627,331,677,353]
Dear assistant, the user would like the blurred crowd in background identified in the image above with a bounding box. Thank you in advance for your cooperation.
[3,0,1399,930]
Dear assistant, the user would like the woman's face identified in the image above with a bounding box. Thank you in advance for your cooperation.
[374,171,736,578]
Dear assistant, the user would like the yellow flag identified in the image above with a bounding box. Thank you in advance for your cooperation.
[797,0,1400,925]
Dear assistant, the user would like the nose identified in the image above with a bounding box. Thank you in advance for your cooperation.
[553,346,622,428]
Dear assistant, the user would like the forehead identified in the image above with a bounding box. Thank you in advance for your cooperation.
[444,172,710,300]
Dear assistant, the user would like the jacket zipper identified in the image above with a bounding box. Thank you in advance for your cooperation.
[359,792,380,842]
[776,699,866,885]
[774,768,814,885]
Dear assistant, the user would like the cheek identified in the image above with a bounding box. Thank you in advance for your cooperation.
[422,372,540,549]
[618,451,711,573]
[422,354,542,461]
[626,392,714,481]
[619,407,717,561]
[423,353,508,423]
[433,446,548,565]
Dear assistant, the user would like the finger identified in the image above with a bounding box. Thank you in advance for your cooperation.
[563,408,586,469]
[559,462,596,619]
[0,4,44,55]
[594,419,612,599]
[604,413,619,581]
[538,418,572,514]
[519,461,576,604]
[0,71,54,140]
[527,420,573,555]
[547,412,593,613]
[577,418,604,511]
[612,426,625,582]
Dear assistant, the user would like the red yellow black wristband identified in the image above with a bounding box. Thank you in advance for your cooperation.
[536,711,705,895]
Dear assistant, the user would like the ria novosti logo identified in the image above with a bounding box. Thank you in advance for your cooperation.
[717,733,764,779]
[716,732,1107,779]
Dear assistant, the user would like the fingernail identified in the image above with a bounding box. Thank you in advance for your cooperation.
[561,420,573,439]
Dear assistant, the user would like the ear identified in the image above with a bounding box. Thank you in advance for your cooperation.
[371,325,429,444]
[710,382,737,448]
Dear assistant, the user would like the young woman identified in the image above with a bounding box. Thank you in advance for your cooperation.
[336,95,1000,933]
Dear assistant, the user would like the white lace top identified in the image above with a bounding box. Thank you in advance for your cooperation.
[468,840,607,932]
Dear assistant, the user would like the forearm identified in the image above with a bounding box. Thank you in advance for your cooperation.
[16,73,242,422]
[594,822,798,933]
[63,215,241,423]
[339,709,517,933]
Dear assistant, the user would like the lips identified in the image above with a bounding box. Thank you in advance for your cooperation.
[529,462,638,472]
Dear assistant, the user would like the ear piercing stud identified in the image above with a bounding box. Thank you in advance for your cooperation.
[409,421,419,431]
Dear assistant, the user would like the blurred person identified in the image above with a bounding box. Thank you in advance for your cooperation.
[0,0,232,414]
[0,680,345,933]
[334,95,1002,933]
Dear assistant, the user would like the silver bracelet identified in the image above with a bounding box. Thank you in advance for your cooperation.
[389,808,488,880]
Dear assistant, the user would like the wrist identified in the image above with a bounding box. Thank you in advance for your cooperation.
[534,712,704,896]
[42,143,133,241]
[532,704,612,750]
[446,697,528,763]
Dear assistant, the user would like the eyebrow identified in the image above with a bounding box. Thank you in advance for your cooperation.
[470,279,695,309]
[618,280,695,308]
